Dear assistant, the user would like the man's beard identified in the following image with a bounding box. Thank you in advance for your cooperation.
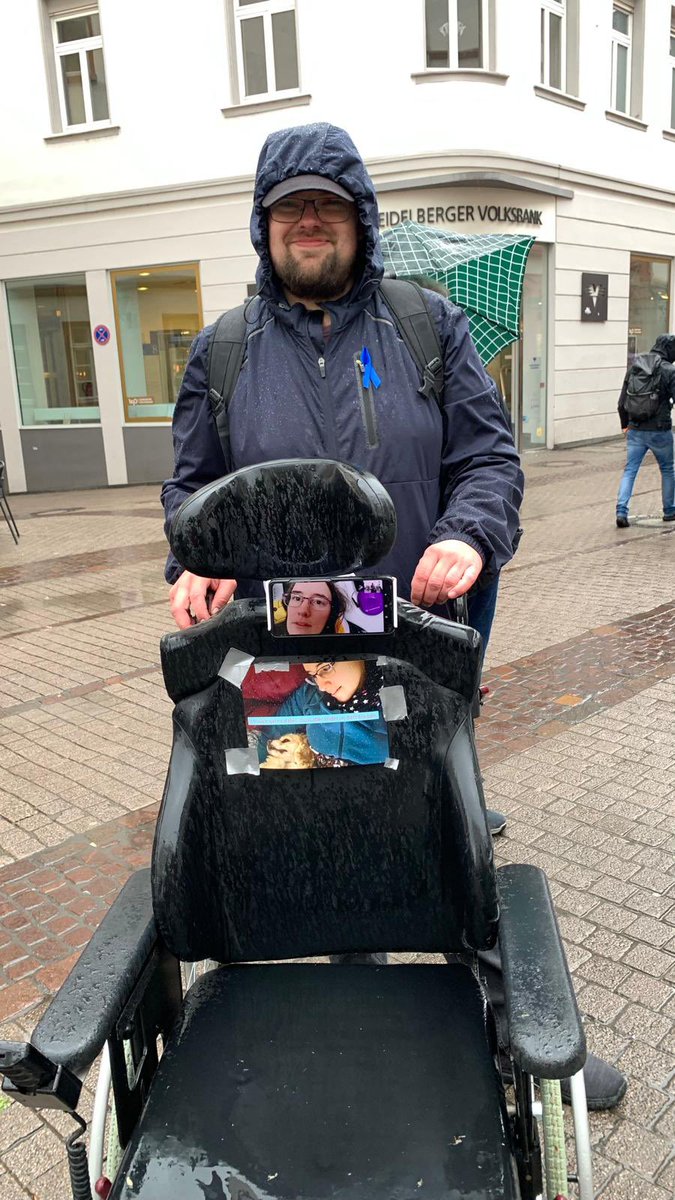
[274,246,354,301]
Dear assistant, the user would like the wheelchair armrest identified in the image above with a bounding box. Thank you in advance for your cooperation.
[497,863,586,1079]
[30,868,158,1077]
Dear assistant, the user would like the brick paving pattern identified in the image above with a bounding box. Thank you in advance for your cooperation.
[0,441,674,1197]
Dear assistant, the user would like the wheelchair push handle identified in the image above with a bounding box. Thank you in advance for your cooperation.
[446,594,469,626]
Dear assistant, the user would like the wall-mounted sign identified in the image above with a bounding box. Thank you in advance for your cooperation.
[379,204,543,228]
[581,274,608,322]
[93,324,111,345]
[376,188,556,241]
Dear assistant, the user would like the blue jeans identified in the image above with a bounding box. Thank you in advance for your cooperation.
[616,429,675,517]
[467,576,499,653]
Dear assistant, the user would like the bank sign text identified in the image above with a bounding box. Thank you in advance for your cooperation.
[379,205,543,228]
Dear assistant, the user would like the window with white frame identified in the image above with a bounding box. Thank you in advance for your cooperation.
[51,8,109,129]
[234,0,299,100]
[670,12,675,129]
[425,0,488,70]
[540,0,566,91]
[610,4,633,113]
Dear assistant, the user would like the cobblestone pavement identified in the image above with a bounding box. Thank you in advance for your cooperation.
[0,440,674,1198]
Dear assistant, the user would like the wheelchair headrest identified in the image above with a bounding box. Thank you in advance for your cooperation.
[169,458,397,580]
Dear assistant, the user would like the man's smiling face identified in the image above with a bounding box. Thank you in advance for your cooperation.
[267,190,359,302]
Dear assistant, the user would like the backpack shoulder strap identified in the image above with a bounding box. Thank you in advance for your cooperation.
[379,277,444,407]
[206,303,248,465]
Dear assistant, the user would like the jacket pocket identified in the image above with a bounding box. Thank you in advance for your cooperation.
[354,355,379,449]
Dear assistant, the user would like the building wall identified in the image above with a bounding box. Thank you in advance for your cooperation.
[1,0,674,489]
[2,2,675,206]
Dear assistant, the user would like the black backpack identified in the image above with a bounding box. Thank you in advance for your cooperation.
[624,352,662,422]
[206,278,444,463]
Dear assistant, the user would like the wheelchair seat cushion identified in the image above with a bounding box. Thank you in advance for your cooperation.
[111,963,517,1200]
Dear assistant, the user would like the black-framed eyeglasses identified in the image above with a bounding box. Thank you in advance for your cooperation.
[305,662,336,685]
[268,197,354,225]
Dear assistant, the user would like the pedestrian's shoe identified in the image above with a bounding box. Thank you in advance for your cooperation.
[487,808,507,837]
[663,512,675,522]
[561,1052,627,1111]
[616,515,629,528]
[329,952,388,964]
[500,1051,627,1112]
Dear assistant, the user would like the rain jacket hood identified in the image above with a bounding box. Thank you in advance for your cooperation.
[651,334,675,363]
[250,122,384,311]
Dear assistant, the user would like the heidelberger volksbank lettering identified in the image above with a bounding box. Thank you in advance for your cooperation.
[379,205,543,227]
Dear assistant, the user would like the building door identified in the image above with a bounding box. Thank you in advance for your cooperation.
[486,242,548,450]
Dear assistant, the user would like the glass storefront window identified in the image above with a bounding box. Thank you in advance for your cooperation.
[487,242,548,450]
[111,265,202,422]
[627,256,671,365]
[6,275,99,426]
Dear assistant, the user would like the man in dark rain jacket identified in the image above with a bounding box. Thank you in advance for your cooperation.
[162,122,522,637]
[160,122,627,1111]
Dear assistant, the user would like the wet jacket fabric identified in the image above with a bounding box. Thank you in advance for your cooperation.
[161,123,524,598]
[618,335,675,431]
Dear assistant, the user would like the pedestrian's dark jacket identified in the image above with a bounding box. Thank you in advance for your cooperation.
[618,334,675,430]
[161,123,524,599]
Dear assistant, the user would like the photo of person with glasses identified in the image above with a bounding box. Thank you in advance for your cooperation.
[247,659,389,768]
[275,580,364,636]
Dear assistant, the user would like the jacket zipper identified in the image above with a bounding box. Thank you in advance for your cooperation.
[354,355,379,449]
[316,354,339,457]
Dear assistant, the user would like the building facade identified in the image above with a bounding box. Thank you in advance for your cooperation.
[1,0,674,492]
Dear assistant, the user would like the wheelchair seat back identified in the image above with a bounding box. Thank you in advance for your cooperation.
[156,459,498,964]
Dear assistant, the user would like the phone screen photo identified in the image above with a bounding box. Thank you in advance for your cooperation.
[265,576,397,637]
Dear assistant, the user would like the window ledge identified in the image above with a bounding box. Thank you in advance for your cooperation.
[662,128,675,142]
[410,69,508,85]
[44,124,120,144]
[222,93,311,118]
[605,109,647,131]
[533,84,585,110]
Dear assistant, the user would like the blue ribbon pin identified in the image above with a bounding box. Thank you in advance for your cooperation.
[360,346,381,389]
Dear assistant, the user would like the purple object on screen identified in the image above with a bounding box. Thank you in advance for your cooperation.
[357,589,384,616]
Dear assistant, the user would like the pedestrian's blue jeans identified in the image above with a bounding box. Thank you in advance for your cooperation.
[467,576,499,653]
[616,429,675,517]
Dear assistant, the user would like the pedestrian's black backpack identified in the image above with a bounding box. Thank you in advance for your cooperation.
[206,278,444,462]
[624,352,662,422]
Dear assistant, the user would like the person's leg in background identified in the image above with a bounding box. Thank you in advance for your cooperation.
[616,429,649,525]
[647,430,675,521]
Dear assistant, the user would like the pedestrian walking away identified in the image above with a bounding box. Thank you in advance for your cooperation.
[161,121,625,1110]
[616,334,675,527]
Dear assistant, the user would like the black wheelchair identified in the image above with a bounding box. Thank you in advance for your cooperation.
[0,459,592,1200]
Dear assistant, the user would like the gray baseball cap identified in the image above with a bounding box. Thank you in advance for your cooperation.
[262,174,354,208]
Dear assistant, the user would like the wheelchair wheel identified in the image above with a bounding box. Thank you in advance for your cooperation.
[88,1043,122,1193]
[539,1078,567,1199]
[537,1070,593,1200]
[568,1069,593,1200]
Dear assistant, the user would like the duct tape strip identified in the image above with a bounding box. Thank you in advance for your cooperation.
[225,746,260,776]
[379,685,408,721]
[218,647,255,689]
[254,661,290,673]
[384,757,400,771]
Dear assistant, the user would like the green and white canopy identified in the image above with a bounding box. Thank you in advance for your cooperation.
[380,222,535,365]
